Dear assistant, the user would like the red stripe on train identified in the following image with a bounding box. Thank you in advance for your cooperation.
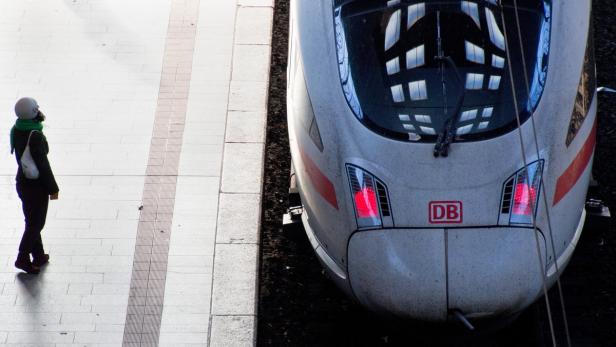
[300,149,339,209]
[553,122,597,206]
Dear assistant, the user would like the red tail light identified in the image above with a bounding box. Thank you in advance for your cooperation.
[512,183,537,216]
[505,160,543,225]
[354,187,379,218]
[346,165,385,228]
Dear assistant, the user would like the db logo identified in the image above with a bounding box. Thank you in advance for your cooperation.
[429,201,463,224]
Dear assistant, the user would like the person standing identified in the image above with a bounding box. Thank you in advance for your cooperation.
[10,97,59,274]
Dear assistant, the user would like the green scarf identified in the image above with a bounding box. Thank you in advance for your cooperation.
[10,119,43,154]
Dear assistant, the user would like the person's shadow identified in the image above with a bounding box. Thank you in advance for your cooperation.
[16,271,44,297]
[15,267,51,338]
[16,266,48,305]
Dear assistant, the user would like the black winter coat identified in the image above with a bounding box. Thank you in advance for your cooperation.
[12,129,59,195]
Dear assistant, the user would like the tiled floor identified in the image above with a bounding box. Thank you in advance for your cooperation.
[0,0,273,345]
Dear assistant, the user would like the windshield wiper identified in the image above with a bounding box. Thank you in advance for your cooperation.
[434,55,466,158]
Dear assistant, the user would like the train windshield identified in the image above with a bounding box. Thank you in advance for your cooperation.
[333,0,552,142]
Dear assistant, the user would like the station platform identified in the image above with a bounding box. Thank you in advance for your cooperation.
[0,0,273,345]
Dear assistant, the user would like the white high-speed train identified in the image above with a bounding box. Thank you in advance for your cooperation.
[286,0,596,323]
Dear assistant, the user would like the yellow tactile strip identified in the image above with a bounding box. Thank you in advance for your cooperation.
[122,0,200,345]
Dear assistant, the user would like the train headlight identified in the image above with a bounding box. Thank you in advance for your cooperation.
[507,161,544,225]
[346,164,390,229]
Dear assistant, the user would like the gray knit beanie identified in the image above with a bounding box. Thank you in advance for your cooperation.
[14,97,39,120]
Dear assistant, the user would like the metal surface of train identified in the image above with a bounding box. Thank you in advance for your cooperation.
[286,0,596,322]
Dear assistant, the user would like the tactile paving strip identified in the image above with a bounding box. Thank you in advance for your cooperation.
[122,0,200,345]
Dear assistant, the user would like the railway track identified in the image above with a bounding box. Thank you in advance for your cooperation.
[258,1,616,345]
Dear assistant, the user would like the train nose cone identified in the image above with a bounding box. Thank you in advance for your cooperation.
[347,228,548,321]
[347,229,448,321]
[446,228,548,319]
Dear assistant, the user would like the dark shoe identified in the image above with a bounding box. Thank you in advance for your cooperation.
[32,254,49,267]
[14,258,40,274]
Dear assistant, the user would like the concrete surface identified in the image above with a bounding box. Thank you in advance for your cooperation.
[0,0,273,345]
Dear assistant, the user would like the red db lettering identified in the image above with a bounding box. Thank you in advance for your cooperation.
[429,201,463,224]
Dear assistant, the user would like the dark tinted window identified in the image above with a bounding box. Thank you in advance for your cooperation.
[333,0,552,142]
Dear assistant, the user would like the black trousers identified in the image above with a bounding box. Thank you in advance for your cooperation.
[16,182,48,256]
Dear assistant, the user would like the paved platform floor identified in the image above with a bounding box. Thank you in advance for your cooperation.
[0,0,272,345]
